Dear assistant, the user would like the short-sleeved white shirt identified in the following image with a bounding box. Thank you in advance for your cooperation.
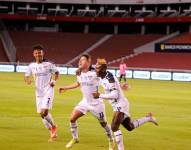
[100,71,129,108]
[25,61,58,97]
[77,70,102,105]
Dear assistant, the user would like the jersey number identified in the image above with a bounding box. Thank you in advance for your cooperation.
[99,112,104,120]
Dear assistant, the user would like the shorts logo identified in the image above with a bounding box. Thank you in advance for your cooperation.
[99,112,104,120]
[47,98,51,106]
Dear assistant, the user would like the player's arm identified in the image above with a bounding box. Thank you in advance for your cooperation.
[24,75,32,85]
[59,82,80,93]
[97,88,118,99]
[93,77,119,99]
[93,84,119,99]
[24,65,32,85]
[50,71,59,87]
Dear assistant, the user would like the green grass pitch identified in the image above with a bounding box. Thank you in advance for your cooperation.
[0,72,191,150]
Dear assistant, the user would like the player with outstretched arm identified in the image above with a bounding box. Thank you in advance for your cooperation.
[59,54,115,149]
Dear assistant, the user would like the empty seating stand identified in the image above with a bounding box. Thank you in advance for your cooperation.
[111,52,191,70]
[89,34,163,64]
[167,33,191,43]
[9,31,105,64]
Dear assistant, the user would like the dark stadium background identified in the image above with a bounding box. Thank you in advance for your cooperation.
[0,0,191,80]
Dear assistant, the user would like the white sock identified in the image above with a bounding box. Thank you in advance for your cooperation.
[42,119,51,130]
[133,116,150,128]
[70,122,78,140]
[44,113,55,128]
[114,130,124,150]
[103,124,114,141]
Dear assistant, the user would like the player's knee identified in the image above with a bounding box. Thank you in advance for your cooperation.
[40,112,46,118]
[127,125,134,131]
[111,124,118,132]
[70,117,77,123]
[122,118,134,131]
[122,122,134,131]
[40,110,48,118]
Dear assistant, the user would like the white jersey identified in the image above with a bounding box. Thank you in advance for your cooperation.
[77,69,102,105]
[100,71,129,108]
[25,60,58,97]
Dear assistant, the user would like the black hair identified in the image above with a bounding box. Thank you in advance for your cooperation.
[101,64,107,70]
[32,44,44,51]
[80,54,91,60]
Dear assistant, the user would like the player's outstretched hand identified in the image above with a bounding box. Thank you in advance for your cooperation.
[49,80,56,87]
[26,80,32,85]
[120,83,129,91]
[59,87,67,94]
[92,92,100,99]
[24,76,32,85]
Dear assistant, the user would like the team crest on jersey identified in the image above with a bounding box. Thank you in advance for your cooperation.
[87,75,93,80]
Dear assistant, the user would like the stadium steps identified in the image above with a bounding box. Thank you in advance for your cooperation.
[0,20,16,62]
[9,31,105,64]
[134,31,180,53]
[0,39,9,62]
[122,52,191,70]
[166,32,191,43]
[66,34,113,66]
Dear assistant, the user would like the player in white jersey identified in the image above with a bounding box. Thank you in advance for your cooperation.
[93,59,158,150]
[59,54,114,149]
[24,45,59,142]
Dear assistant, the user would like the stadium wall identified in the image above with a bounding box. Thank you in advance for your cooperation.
[1,0,191,5]
[0,63,191,82]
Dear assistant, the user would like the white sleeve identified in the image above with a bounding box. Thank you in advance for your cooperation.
[77,75,80,83]
[99,90,118,99]
[100,82,119,99]
[25,65,32,77]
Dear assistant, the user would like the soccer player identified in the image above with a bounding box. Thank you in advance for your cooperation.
[59,54,114,149]
[93,58,158,150]
[24,45,59,142]
[119,60,127,83]
[119,60,129,90]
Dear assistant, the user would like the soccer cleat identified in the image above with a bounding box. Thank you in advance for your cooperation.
[65,139,79,148]
[48,125,58,142]
[109,140,115,150]
[50,125,58,138]
[146,113,158,126]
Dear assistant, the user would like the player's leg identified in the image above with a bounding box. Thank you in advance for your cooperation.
[41,109,56,128]
[41,109,57,141]
[41,88,58,141]
[69,109,84,140]
[36,96,53,130]
[66,100,86,148]
[111,111,125,150]
[91,103,114,150]
[122,113,158,131]
[40,87,56,128]
[119,74,122,82]
[123,75,127,83]
[100,121,115,150]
